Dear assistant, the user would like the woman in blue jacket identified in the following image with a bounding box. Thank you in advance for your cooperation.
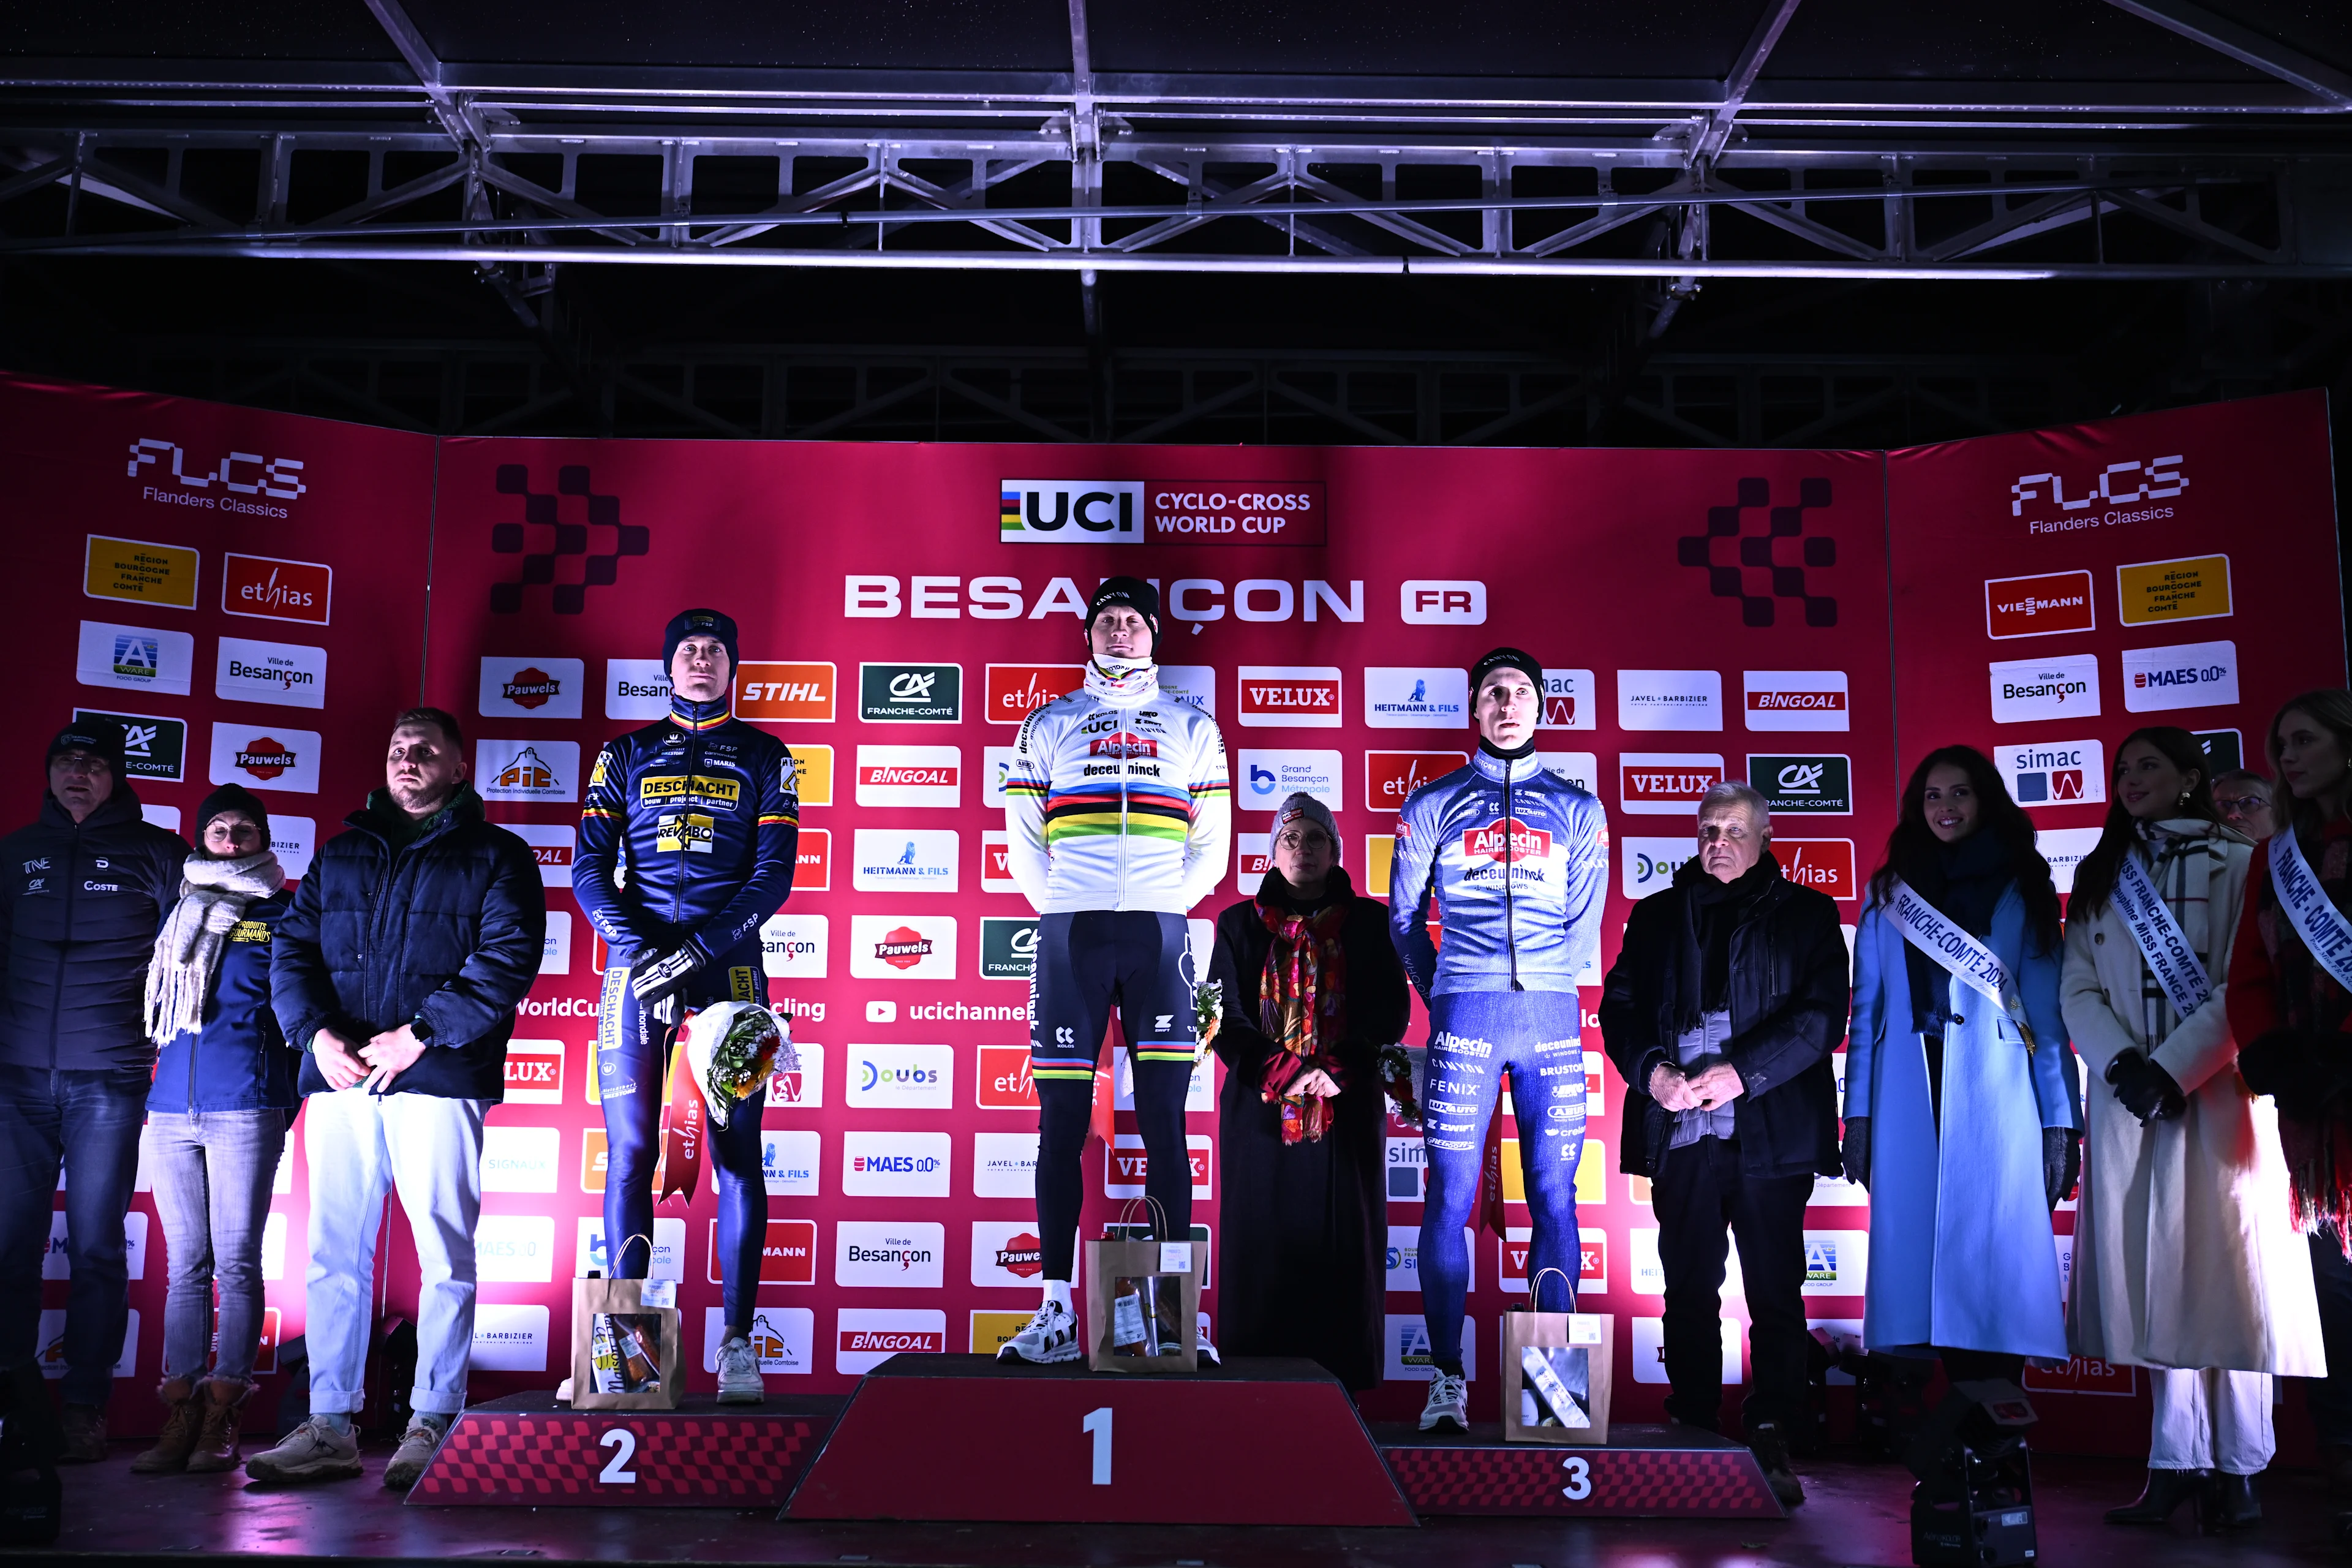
[132,786,299,1476]
[1842,746,2082,1383]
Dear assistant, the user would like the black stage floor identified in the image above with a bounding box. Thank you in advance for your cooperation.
[11,1438,2343,1566]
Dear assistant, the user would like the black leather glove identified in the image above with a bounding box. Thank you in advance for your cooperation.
[629,944,703,1026]
[2106,1049,2187,1123]
[1841,1115,1871,1191]
[2043,1126,2081,1210]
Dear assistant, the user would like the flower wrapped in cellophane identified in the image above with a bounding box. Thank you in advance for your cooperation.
[679,1001,796,1129]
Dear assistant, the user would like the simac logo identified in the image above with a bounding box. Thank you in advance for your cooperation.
[2011,456,2185,516]
[127,438,305,500]
[1995,740,2106,807]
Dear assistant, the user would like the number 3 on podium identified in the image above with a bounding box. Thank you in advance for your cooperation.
[1559,1455,1591,1501]
[1082,1407,1112,1486]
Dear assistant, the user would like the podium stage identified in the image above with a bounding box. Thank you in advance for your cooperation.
[407,1390,842,1506]
[1376,1422,1787,1518]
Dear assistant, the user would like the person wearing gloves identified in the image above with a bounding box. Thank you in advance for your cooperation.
[247,707,543,1490]
[997,576,1231,1365]
[1389,647,1610,1432]
[132,785,300,1477]
[1206,793,1409,1390]
[1599,780,1846,1507]
[2063,726,2320,1532]
[0,721,186,1461]
[1844,745,2081,1388]
[571,609,799,1403]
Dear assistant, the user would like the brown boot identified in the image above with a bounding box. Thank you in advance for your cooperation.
[58,1403,108,1464]
[183,1379,255,1474]
[129,1379,202,1474]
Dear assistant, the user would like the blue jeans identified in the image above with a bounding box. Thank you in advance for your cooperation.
[142,1110,287,1384]
[1418,990,1586,1374]
[0,1065,149,1406]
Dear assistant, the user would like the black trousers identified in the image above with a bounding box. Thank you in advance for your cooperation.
[1651,1136,1813,1435]
[2305,1225,2352,1447]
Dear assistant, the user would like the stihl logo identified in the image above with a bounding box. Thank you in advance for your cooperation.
[1462,818,1550,862]
[978,1046,1038,1109]
[1088,733,1159,759]
[736,662,836,722]
[1776,839,1857,900]
[839,1330,944,1353]
[984,664,1082,723]
[1366,751,1465,811]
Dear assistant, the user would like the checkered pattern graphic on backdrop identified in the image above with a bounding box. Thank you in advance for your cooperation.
[412,1412,824,1503]
[1385,1445,1779,1515]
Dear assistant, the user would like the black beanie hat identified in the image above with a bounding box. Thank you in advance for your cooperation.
[197,783,270,842]
[45,720,124,780]
[662,608,740,672]
[1084,577,1159,649]
[1469,647,1545,701]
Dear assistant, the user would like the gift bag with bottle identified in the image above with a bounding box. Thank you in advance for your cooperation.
[1084,1199,1202,1374]
[1500,1268,1613,1443]
[570,1234,685,1411]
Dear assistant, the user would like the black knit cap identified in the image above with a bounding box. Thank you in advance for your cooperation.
[662,608,740,670]
[45,720,125,780]
[1084,576,1159,645]
[1469,646,1545,698]
[196,783,270,841]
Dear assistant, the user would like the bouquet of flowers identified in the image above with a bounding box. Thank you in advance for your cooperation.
[1192,979,1224,1065]
[1378,1045,1428,1129]
[679,1001,796,1130]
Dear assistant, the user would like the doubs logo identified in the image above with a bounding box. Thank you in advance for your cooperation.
[1088,732,1159,759]
[873,926,933,970]
[1461,817,1551,862]
[1366,751,1465,811]
[1775,839,1857,900]
[502,667,561,710]
[222,554,332,625]
[234,737,298,781]
[993,1232,1045,1279]
[978,1045,1038,1109]
[984,664,1082,723]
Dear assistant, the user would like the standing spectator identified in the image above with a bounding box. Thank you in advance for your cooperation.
[1207,793,1409,1390]
[2226,691,2352,1498]
[1599,781,1846,1506]
[0,722,186,1461]
[1844,745,2081,1385]
[2212,769,2278,842]
[246,709,543,1489]
[132,785,300,1476]
[2065,728,2320,1531]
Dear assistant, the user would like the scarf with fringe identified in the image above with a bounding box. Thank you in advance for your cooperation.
[2257,824,2352,1241]
[1257,894,1350,1144]
[145,851,285,1044]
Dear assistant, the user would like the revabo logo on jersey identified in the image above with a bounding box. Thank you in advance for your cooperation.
[214,637,327,711]
[1364,667,1469,729]
[851,828,960,893]
[2122,639,2239,713]
[1776,839,1858,901]
[859,662,962,723]
[77,621,193,697]
[1996,740,2106,806]
[1365,751,1464,812]
[1748,754,1852,815]
[972,1130,1039,1195]
[1617,669,1722,731]
[984,663,1082,723]
[1985,570,2096,639]
[834,1218,946,1284]
[998,480,1145,541]
[1237,666,1342,728]
[979,917,1038,980]
[477,655,582,720]
[1539,669,1598,731]
[502,1038,564,1104]
[835,1308,946,1374]
[604,658,671,720]
[75,709,185,782]
[971,1219,1048,1287]
[1622,838,1697,899]
[205,721,318,793]
[1400,580,1485,625]
[760,912,827,979]
[1619,753,1724,815]
[478,739,580,802]
[1988,653,2101,723]
[222,553,332,625]
[846,1044,953,1110]
[1743,670,1849,733]
[1237,749,1344,812]
[849,914,957,979]
[736,660,835,722]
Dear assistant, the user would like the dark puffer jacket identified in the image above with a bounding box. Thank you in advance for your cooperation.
[1599,853,1850,1180]
[272,785,545,1101]
[0,783,188,1071]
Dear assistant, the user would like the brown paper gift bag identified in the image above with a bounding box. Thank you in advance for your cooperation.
[1500,1270,1613,1444]
[1084,1199,1202,1374]
[570,1235,685,1411]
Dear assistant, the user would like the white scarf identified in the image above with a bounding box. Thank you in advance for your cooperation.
[145,851,285,1044]
[1083,657,1158,710]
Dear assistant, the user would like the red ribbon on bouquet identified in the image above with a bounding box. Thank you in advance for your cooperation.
[657,1038,707,1205]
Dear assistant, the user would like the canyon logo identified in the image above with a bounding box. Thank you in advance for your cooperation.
[478,655,584,720]
[1618,753,1727,815]
[984,663,1082,723]
[222,554,331,627]
[1237,666,1343,729]
[489,464,647,617]
[1676,475,1838,628]
[1985,570,2096,639]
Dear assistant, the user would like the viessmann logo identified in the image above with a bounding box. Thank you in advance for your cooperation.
[1985,570,2096,638]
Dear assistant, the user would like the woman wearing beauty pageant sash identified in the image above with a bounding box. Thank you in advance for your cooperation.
[1843,746,2081,1389]
[2065,728,2318,1532]
[2228,690,2352,1502]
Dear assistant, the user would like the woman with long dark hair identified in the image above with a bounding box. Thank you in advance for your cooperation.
[2065,728,2318,1531]
[1842,745,2080,1384]
[2228,690,2352,1501]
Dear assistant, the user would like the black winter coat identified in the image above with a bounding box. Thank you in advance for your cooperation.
[272,785,546,1101]
[1599,854,1849,1180]
[0,785,188,1071]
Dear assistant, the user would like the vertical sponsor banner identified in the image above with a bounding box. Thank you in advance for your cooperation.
[1887,389,2343,1452]
[0,372,438,1428]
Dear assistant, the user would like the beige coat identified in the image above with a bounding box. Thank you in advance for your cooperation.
[2060,819,2323,1374]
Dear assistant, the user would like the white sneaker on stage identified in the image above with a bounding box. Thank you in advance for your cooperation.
[716,1335,766,1403]
[997,1300,1081,1365]
[1419,1369,1469,1432]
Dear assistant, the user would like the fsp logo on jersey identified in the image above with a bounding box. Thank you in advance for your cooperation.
[1996,740,2106,806]
[854,745,960,807]
[77,621,194,696]
[859,662,962,723]
[477,739,580,802]
[477,656,582,719]
[1618,753,1726,815]
[2122,639,2239,714]
[1988,654,2101,723]
[735,661,837,722]
[998,480,1145,541]
[1742,670,1849,732]
[1366,752,1466,812]
[984,664,1083,723]
[1237,666,1342,728]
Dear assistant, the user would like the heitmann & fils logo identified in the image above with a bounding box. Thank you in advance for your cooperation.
[1985,571,2096,639]
[1996,740,2106,807]
[489,464,648,616]
[1364,668,1469,729]
[859,662,962,723]
[851,829,959,893]
[1676,476,1837,627]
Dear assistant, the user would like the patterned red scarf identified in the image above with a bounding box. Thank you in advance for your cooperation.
[2258,826,2352,1242]
[1257,897,1350,1144]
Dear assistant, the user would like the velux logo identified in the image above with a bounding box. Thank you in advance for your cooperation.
[1237,666,1342,729]
[1619,753,1725,815]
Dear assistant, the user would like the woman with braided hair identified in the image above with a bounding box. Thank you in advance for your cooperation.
[1207,793,1409,1390]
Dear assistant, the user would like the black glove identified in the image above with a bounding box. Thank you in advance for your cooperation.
[1841,1115,1871,1191]
[2043,1126,2081,1210]
[629,944,703,1026]
[2106,1049,2187,1124]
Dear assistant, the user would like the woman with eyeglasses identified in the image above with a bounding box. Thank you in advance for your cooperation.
[1205,793,1409,1390]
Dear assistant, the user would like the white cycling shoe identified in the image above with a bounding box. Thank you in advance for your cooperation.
[1419,1368,1470,1431]
[997,1300,1082,1365]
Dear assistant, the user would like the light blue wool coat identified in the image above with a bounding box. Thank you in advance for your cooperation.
[1847,884,2083,1360]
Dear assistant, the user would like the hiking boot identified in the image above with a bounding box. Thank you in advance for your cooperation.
[58,1403,107,1464]
[130,1379,201,1474]
[184,1379,255,1474]
[382,1419,447,1491]
[244,1417,361,1483]
[716,1336,765,1404]
[1749,1421,1805,1507]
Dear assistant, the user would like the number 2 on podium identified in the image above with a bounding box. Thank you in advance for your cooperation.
[1082,1407,1112,1485]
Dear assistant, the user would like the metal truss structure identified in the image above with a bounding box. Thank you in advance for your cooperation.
[2,0,2351,285]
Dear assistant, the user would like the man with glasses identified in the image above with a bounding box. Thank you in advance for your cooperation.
[2211,769,2276,841]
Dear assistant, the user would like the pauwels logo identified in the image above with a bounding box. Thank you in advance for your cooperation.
[221,554,332,625]
[206,722,320,793]
[478,655,584,719]
[859,662,962,723]
[1366,751,1467,812]
[998,480,1145,542]
[1988,654,2101,723]
[1619,753,1725,815]
[984,664,1082,723]
[1237,666,1342,729]
[849,914,957,979]
[1742,670,1849,733]
[1995,740,2106,806]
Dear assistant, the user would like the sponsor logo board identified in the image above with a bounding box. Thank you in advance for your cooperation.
[761,912,827,979]
[508,823,576,889]
[1237,748,1344,811]
[984,664,1083,724]
[736,660,836,722]
[1383,1315,1476,1382]
[576,1216,685,1281]
[794,827,832,892]
[835,1308,946,1373]
[205,720,318,793]
[846,1044,953,1110]
[1400,580,1485,624]
[77,620,192,696]
[1985,570,2097,639]
[1157,665,1216,716]
[605,658,671,720]
[1538,669,1597,731]
[540,910,572,975]
[1237,665,1342,728]
[1621,838,1697,899]
[502,1038,565,1104]
[859,662,962,723]
[854,745,960,809]
[1776,839,1858,901]
[761,1128,821,1195]
[998,480,1145,542]
[848,914,956,979]
[1104,1132,1212,1199]
[979,916,1038,981]
[2038,825,2105,895]
[710,1306,815,1375]
[474,1214,557,1283]
[707,1218,818,1286]
[977,1047,1039,1111]
[477,655,582,719]
[469,1305,550,1372]
[1742,669,1849,732]
[767,1041,824,1110]
[841,1131,952,1197]
[85,535,198,609]
[1384,1226,1474,1292]
[851,827,960,893]
[1147,483,1327,545]
[970,1220,1048,1286]
[971,1130,1039,1196]
[1366,750,1466,812]
[1537,752,1599,793]
[268,815,315,878]
[1748,753,1852,815]
[2117,554,2230,628]
[834,1220,946,1286]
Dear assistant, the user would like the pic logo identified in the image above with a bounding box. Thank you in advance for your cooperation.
[496,746,560,793]
[489,464,648,616]
[1676,475,1836,628]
